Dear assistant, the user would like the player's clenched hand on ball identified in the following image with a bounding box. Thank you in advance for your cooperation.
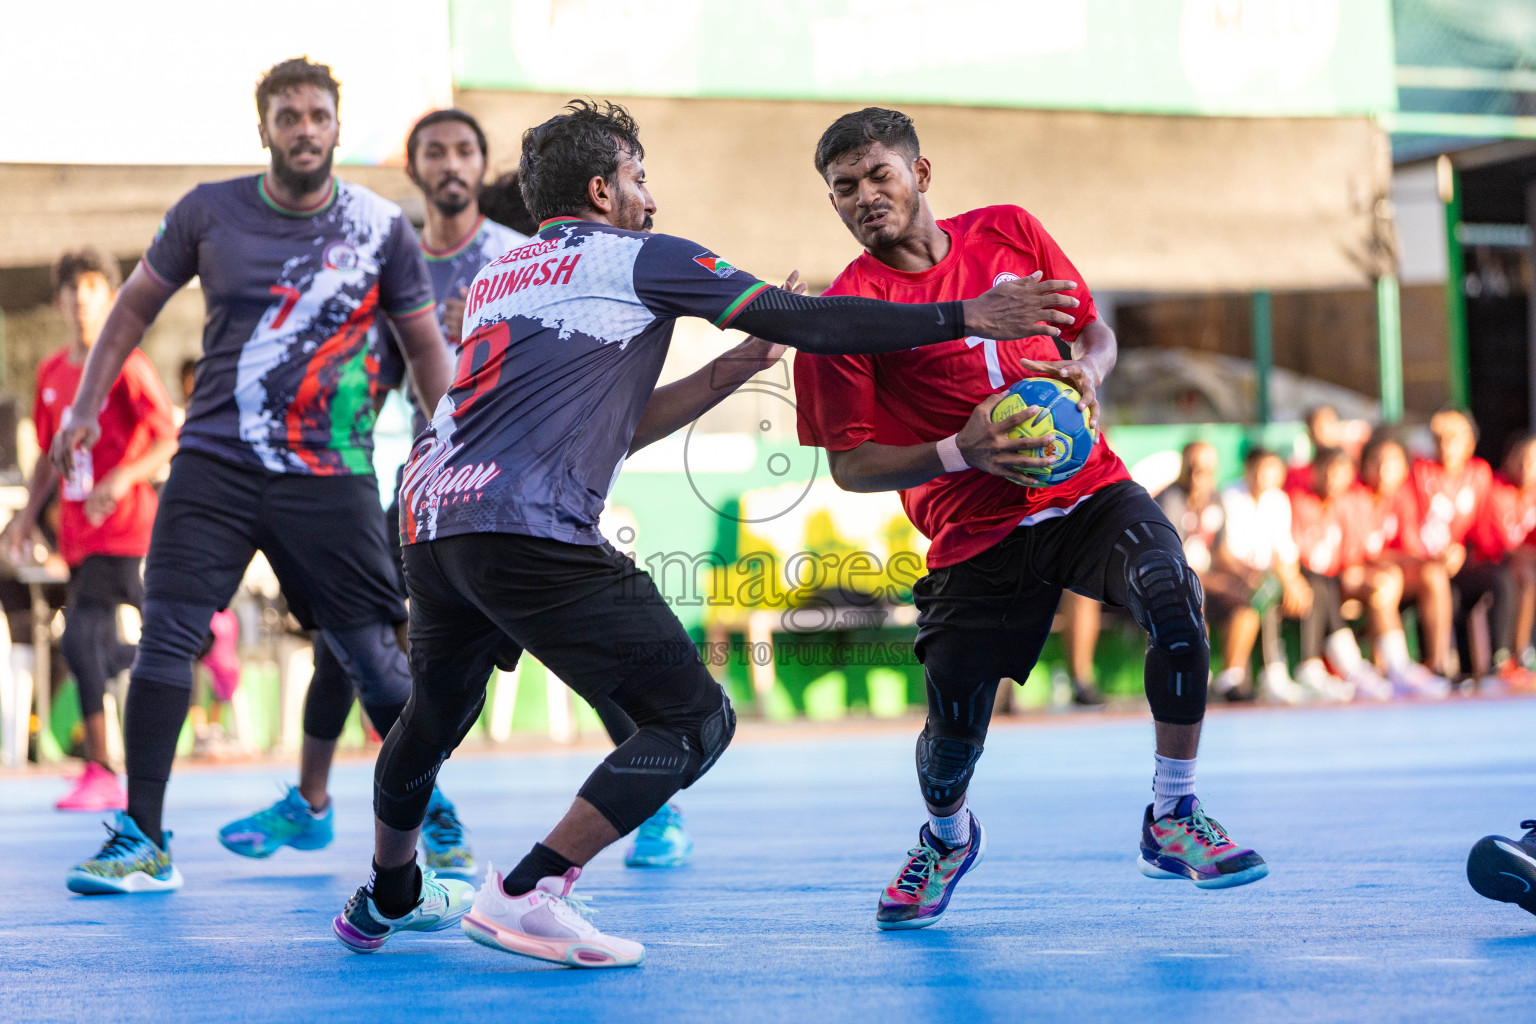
[1018,356,1103,433]
[956,394,1058,480]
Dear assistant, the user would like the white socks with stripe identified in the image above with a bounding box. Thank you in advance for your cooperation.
[1153,754,1197,818]
[929,800,972,849]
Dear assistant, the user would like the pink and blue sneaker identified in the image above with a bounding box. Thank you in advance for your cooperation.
[1137,795,1268,889]
[875,812,986,930]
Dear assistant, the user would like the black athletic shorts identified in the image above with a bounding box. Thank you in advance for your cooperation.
[144,449,406,629]
[402,532,702,705]
[912,480,1183,680]
[67,554,143,611]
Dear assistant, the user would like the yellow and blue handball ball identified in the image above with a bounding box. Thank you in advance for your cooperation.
[988,377,1097,487]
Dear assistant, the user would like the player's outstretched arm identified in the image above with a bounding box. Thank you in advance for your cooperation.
[729,271,1077,357]
[630,336,786,455]
[629,273,805,454]
[389,312,454,414]
[49,265,174,480]
[826,395,1059,493]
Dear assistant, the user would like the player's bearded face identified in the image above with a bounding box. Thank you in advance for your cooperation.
[261,86,339,196]
[827,145,924,251]
[611,153,655,232]
[271,138,335,195]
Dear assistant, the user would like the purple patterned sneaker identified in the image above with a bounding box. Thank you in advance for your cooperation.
[875,812,986,930]
[1137,795,1268,889]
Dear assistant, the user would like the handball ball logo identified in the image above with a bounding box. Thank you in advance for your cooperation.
[323,241,361,272]
[683,357,819,524]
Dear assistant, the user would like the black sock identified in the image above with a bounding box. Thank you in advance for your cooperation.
[122,676,193,851]
[368,858,422,919]
[502,842,577,897]
[126,780,168,850]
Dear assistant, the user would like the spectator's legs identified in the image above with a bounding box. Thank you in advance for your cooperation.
[1398,557,1456,676]
[1510,549,1536,665]
[1453,561,1518,676]
[1060,591,1105,703]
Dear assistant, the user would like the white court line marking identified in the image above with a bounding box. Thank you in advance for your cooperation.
[1288,955,1365,962]
[1160,953,1231,959]
[1419,958,1488,965]
[1031,950,1104,956]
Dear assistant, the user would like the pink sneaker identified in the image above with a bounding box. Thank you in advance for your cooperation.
[460,865,644,968]
[56,762,127,812]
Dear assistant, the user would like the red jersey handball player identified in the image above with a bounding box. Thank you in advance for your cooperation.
[794,108,1268,930]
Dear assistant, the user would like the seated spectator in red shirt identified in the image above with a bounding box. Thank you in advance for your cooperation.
[1416,409,1526,687]
[1359,432,1456,680]
[2,248,178,811]
[1292,447,1447,698]
[1467,434,1536,688]
[1284,405,1346,496]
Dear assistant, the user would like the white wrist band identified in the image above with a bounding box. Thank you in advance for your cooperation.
[936,434,968,474]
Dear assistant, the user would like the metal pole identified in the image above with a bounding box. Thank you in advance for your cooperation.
[1378,273,1405,423]
[1440,157,1469,410]
[1251,291,1273,425]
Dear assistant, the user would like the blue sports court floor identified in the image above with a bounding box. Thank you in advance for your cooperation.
[6,699,1535,1023]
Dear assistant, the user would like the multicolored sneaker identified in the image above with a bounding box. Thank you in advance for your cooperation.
[875,813,986,930]
[1138,796,1268,889]
[420,787,476,880]
[65,812,183,894]
[219,785,333,858]
[461,864,644,968]
[56,762,128,812]
[331,870,476,953]
[1467,819,1536,916]
[624,802,693,867]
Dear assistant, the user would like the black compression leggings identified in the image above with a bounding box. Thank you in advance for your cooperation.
[1300,570,1347,660]
[1453,561,1517,667]
[60,603,135,719]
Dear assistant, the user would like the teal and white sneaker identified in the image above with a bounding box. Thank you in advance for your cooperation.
[624,803,693,868]
[875,813,986,930]
[1138,795,1268,889]
[420,787,476,880]
[66,812,183,894]
[219,786,333,858]
[332,870,476,953]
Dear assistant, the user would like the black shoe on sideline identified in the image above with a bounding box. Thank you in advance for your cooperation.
[1468,819,1536,916]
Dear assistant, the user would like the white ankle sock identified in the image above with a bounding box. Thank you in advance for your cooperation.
[1152,754,1197,818]
[1376,629,1412,672]
[929,801,972,848]
[1324,628,1363,674]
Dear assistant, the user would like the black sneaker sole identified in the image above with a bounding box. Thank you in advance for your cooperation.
[1467,836,1536,915]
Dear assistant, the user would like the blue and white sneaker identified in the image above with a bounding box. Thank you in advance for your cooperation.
[66,812,183,894]
[420,787,476,880]
[219,785,333,858]
[332,870,476,953]
[624,802,694,868]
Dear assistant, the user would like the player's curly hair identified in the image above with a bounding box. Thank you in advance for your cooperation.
[255,57,341,123]
[518,99,644,224]
[51,247,121,296]
[814,107,920,178]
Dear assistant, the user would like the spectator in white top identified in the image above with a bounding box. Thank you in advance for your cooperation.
[1206,447,1312,701]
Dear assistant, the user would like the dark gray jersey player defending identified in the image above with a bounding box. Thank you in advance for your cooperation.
[54,59,453,896]
[329,100,1084,965]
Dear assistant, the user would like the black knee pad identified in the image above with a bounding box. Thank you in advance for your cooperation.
[317,623,412,709]
[373,687,486,831]
[579,675,735,835]
[1124,548,1209,724]
[133,599,220,690]
[916,725,984,807]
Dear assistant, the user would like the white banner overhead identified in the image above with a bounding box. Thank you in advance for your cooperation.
[0,0,453,166]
